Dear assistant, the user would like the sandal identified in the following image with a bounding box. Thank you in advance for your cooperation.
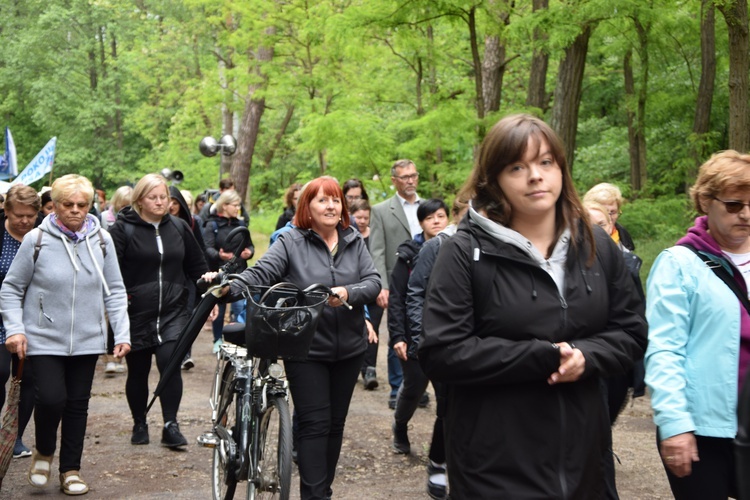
[60,470,89,496]
[28,451,54,487]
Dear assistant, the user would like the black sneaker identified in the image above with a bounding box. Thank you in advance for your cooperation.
[181,358,195,371]
[131,422,149,445]
[418,391,430,408]
[427,462,448,499]
[388,395,397,410]
[363,367,378,390]
[392,422,410,454]
[162,421,188,448]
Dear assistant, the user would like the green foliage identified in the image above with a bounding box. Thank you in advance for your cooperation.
[619,195,695,241]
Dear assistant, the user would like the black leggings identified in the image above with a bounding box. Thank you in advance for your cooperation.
[0,349,34,443]
[30,354,98,473]
[125,342,182,424]
[285,353,364,500]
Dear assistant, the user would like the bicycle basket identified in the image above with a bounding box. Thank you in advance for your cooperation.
[245,283,328,361]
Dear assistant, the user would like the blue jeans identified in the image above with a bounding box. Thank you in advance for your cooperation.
[213,299,248,342]
[387,347,403,398]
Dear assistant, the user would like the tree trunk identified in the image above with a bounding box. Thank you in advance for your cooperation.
[467,6,485,122]
[482,35,504,114]
[690,0,716,180]
[231,27,275,203]
[263,104,295,168]
[624,49,639,190]
[550,24,593,170]
[718,0,750,152]
[526,0,550,111]
[634,19,649,191]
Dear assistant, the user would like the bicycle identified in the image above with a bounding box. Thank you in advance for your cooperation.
[197,277,343,500]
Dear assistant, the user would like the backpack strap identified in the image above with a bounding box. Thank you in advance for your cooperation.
[680,243,750,316]
[468,229,494,313]
[33,229,43,263]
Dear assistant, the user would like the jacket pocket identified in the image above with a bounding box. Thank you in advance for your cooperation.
[37,293,54,328]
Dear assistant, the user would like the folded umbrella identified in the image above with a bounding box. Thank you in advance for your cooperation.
[0,359,23,490]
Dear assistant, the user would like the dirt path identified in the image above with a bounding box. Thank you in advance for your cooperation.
[2,322,673,499]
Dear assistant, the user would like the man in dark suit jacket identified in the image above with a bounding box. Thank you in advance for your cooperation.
[370,159,422,408]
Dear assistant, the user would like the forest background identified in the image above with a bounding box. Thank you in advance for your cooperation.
[1,0,747,276]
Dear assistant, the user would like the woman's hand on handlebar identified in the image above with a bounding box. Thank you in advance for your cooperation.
[327,286,349,308]
[198,271,229,296]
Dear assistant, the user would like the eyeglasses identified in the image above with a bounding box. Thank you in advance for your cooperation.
[345,195,362,201]
[608,210,622,217]
[393,173,419,182]
[713,196,750,214]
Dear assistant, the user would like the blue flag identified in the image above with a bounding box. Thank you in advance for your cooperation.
[0,127,18,179]
[13,137,56,186]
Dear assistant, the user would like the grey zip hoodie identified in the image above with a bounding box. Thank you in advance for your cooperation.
[0,214,130,356]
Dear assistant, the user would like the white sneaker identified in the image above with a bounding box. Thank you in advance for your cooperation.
[105,362,117,375]
[213,339,223,354]
[115,363,126,373]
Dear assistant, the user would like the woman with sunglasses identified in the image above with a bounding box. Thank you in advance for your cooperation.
[645,150,750,499]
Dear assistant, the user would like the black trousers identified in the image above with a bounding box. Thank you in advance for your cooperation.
[657,431,737,500]
[286,353,364,500]
[394,357,446,464]
[125,342,182,424]
[0,349,34,443]
[30,354,98,473]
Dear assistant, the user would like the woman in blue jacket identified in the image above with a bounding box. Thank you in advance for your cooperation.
[646,150,750,499]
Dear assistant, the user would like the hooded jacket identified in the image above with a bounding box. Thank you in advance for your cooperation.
[0,214,130,356]
[169,186,207,255]
[108,206,208,351]
[387,234,424,349]
[419,213,646,499]
[229,225,381,362]
[646,215,750,441]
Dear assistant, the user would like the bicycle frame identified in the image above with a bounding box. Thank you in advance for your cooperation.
[209,343,289,492]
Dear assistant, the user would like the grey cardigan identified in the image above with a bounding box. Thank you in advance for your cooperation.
[0,214,130,356]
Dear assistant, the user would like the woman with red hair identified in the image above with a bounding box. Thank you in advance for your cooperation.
[207,176,380,499]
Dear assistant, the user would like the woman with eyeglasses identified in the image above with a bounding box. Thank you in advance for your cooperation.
[645,150,750,499]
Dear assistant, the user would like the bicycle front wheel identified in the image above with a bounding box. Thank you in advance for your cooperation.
[247,395,292,500]
[213,364,238,500]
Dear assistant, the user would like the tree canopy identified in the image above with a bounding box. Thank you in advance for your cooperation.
[0,0,742,208]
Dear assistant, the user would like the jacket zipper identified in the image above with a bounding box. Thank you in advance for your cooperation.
[156,226,164,343]
[70,246,78,355]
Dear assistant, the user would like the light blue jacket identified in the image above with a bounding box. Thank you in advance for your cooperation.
[645,245,740,440]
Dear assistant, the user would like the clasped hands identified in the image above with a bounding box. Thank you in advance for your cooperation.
[548,342,585,385]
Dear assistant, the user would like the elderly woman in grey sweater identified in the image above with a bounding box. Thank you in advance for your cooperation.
[1,174,130,496]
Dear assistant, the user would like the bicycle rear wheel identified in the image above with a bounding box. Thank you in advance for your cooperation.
[213,364,238,500]
[247,395,292,500]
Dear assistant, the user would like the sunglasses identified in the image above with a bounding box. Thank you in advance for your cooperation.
[713,196,750,214]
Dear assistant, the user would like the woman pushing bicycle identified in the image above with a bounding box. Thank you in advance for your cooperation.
[204,176,380,500]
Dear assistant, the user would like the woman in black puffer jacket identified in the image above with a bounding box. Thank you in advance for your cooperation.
[109,174,208,450]
[202,189,254,351]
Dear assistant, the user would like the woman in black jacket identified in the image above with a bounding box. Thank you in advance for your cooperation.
[202,189,254,352]
[419,114,647,499]
[109,174,208,450]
